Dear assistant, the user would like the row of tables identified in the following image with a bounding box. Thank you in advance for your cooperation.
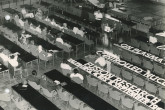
[0,34,37,66]
[12,83,60,110]
[45,69,117,110]
[25,17,85,58]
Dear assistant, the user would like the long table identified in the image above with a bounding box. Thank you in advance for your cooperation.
[68,58,165,110]
[48,14,100,38]
[44,69,118,110]
[0,34,37,67]
[3,22,22,33]
[12,83,60,110]
[3,8,20,16]
[25,17,85,58]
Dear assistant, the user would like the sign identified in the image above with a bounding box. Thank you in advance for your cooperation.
[117,43,164,64]
[68,58,164,110]
[96,50,165,87]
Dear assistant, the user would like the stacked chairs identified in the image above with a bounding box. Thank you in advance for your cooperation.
[131,54,142,66]
[133,74,145,88]
[86,75,98,93]
[97,81,109,101]
[140,41,150,52]
[113,44,122,55]
[108,88,122,109]
[142,58,153,71]
[121,68,133,83]
[145,80,157,95]
[150,44,160,56]
[131,38,140,48]
[120,95,134,110]
[121,50,132,62]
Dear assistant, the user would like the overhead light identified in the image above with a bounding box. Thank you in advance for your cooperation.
[5,15,10,20]
[4,88,10,93]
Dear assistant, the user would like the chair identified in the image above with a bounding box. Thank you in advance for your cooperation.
[97,81,109,101]
[42,87,56,99]
[13,66,23,79]
[109,88,122,108]
[57,88,70,109]
[111,63,121,76]
[113,44,122,56]
[62,45,73,58]
[140,41,150,52]
[121,50,132,62]
[69,95,81,110]
[86,75,98,94]
[150,44,160,56]
[134,102,149,110]
[30,45,38,57]
[39,52,53,68]
[28,80,40,91]
[131,54,142,66]
[84,37,94,51]
[121,69,133,82]
[121,95,134,110]
[158,87,165,101]
[133,75,145,88]
[145,80,157,95]
[131,38,140,48]
[153,62,165,78]
[142,58,153,71]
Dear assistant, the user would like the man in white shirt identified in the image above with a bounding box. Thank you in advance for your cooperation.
[94,10,103,20]
[21,8,34,18]
[95,54,106,68]
[70,69,84,85]
[60,59,72,71]
[56,36,64,44]
[8,52,20,67]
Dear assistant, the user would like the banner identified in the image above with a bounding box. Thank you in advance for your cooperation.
[96,50,165,87]
[68,58,164,110]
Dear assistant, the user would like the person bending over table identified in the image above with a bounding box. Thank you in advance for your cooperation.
[38,45,53,58]
[70,68,84,85]
[21,7,34,18]
[27,70,40,85]
[50,19,57,26]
